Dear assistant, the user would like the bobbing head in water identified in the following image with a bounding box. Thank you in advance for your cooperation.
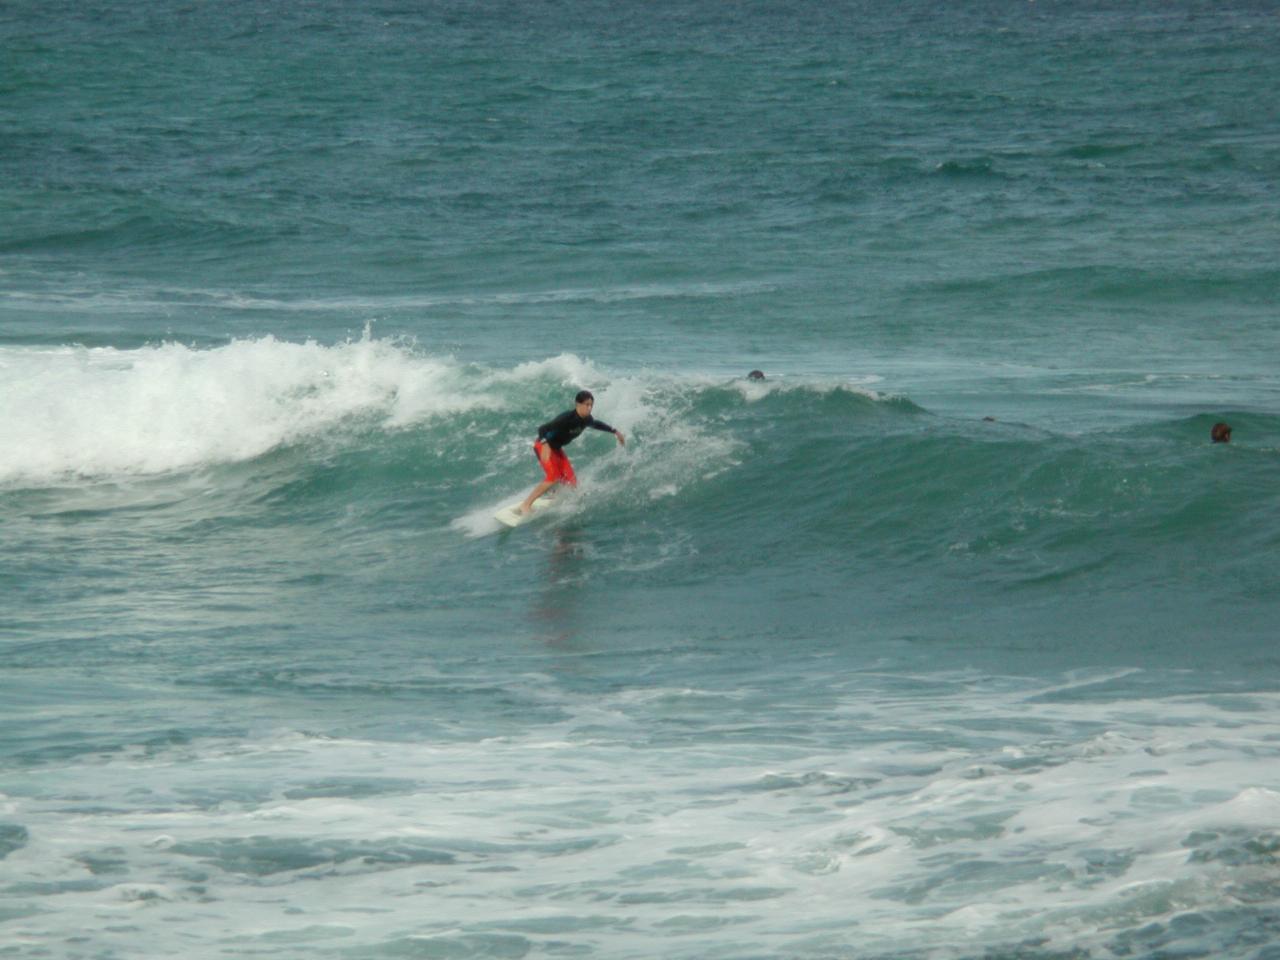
[747,370,765,381]
[1211,422,1232,443]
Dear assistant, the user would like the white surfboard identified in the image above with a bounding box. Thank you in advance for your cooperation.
[493,495,555,528]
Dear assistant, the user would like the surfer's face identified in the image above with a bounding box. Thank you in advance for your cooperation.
[576,398,594,417]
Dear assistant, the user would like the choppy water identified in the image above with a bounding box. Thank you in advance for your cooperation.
[3,2,1280,958]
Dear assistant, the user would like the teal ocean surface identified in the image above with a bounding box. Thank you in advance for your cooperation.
[3,2,1280,958]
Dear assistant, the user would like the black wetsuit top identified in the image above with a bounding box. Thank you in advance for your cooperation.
[537,409,616,450]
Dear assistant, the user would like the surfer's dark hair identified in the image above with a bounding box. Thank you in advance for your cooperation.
[575,390,594,404]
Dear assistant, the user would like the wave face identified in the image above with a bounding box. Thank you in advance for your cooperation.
[3,336,1274,671]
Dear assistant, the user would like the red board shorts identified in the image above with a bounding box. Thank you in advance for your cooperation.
[534,440,576,486]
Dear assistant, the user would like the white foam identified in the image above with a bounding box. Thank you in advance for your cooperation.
[6,681,1280,957]
[0,334,469,486]
[2,336,894,495]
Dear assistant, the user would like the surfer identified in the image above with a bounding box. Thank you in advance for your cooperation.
[520,391,625,513]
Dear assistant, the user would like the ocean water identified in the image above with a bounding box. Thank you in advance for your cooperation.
[3,2,1280,958]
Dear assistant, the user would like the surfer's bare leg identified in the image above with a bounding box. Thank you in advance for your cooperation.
[520,480,556,513]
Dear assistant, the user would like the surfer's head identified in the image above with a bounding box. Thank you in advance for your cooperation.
[575,390,595,416]
[1211,422,1232,444]
[747,370,765,381]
